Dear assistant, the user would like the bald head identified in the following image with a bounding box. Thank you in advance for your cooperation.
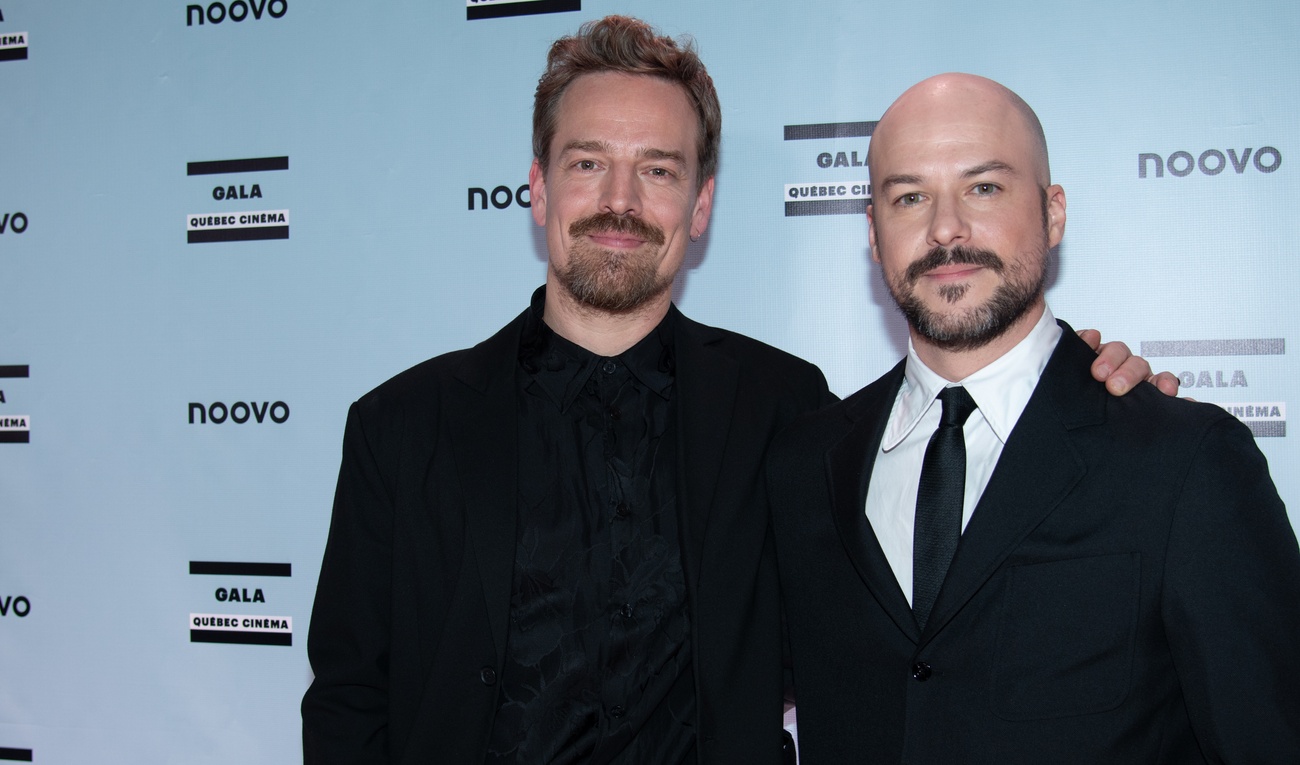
[868,73,1050,186]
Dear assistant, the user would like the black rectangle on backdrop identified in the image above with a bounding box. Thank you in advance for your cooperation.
[1246,421,1286,438]
[188,227,289,244]
[785,199,869,217]
[187,157,289,176]
[0,366,28,378]
[191,630,292,647]
[467,0,580,21]
[1139,338,1285,357]
[190,561,292,577]
[0,748,33,762]
[0,432,30,444]
[784,121,878,140]
[0,49,26,63]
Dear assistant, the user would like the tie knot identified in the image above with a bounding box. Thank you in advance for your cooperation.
[937,386,977,427]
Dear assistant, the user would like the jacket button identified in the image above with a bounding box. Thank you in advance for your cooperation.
[912,662,932,681]
[480,667,497,686]
[609,704,626,719]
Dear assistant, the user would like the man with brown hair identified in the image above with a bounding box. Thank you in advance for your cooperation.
[302,19,1158,763]
[302,17,829,762]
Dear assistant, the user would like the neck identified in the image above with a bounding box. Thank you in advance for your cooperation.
[542,275,673,357]
[911,300,1046,382]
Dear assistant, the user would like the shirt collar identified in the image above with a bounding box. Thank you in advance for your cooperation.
[883,306,1062,450]
[518,286,676,411]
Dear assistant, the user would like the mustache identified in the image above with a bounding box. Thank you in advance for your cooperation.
[904,245,1005,284]
[569,212,665,247]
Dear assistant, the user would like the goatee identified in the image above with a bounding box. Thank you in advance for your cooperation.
[556,212,671,313]
[888,244,1046,352]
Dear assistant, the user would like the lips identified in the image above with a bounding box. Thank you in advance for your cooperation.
[921,264,984,283]
[587,232,646,249]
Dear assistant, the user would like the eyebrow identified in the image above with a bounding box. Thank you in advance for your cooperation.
[961,160,1017,178]
[560,139,611,156]
[640,148,688,166]
[877,173,923,192]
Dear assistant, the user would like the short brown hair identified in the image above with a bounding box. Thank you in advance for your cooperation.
[533,15,721,185]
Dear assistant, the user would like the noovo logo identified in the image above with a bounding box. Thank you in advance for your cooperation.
[1139,147,1280,178]
[468,184,531,210]
[187,0,287,26]
[0,595,30,617]
[1,212,27,234]
[188,401,289,424]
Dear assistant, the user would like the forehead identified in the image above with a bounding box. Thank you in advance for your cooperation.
[551,72,700,157]
[872,89,1038,178]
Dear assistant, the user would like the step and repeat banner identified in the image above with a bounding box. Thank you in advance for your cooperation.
[1,0,1296,761]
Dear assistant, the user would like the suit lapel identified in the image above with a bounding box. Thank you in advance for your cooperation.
[922,326,1102,640]
[672,310,739,589]
[446,312,525,664]
[826,362,920,641]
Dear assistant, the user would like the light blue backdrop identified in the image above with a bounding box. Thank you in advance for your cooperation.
[1,0,1296,761]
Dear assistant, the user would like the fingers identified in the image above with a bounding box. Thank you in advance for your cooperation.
[1077,328,1102,352]
[1092,340,1151,396]
[1079,330,1179,397]
[1149,371,1181,397]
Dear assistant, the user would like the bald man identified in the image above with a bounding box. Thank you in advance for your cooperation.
[767,73,1300,763]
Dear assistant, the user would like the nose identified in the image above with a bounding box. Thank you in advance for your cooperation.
[926,194,970,249]
[599,164,642,217]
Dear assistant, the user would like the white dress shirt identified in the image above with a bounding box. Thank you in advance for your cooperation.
[864,307,1062,604]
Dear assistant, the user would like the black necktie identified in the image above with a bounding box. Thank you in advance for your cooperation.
[913,385,978,631]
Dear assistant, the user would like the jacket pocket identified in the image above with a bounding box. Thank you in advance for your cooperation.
[991,552,1140,721]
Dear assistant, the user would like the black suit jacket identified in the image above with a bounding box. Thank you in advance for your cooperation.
[768,323,1300,764]
[302,302,831,763]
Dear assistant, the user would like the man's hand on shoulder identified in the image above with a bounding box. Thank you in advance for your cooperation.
[1077,328,1180,397]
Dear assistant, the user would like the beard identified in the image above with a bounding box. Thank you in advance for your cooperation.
[885,242,1047,352]
[554,211,672,313]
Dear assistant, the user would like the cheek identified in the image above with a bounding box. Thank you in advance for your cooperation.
[873,225,918,269]
[656,184,700,221]
[546,216,572,261]
[875,214,926,251]
[877,250,910,286]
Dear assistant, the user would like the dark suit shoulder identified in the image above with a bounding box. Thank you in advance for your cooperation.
[355,347,472,417]
[1110,378,1239,432]
[353,309,525,418]
[772,359,903,456]
[676,309,822,372]
[1050,327,1243,444]
[675,308,833,409]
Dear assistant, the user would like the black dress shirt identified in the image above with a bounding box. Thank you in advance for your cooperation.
[486,290,695,764]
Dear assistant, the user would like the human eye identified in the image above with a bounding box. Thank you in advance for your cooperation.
[971,182,1000,196]
[894,191,924,207]
[571,158,600,172]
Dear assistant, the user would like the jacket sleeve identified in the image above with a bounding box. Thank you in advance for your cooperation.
[302,401,396,763]
[1163,414,1300,761]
